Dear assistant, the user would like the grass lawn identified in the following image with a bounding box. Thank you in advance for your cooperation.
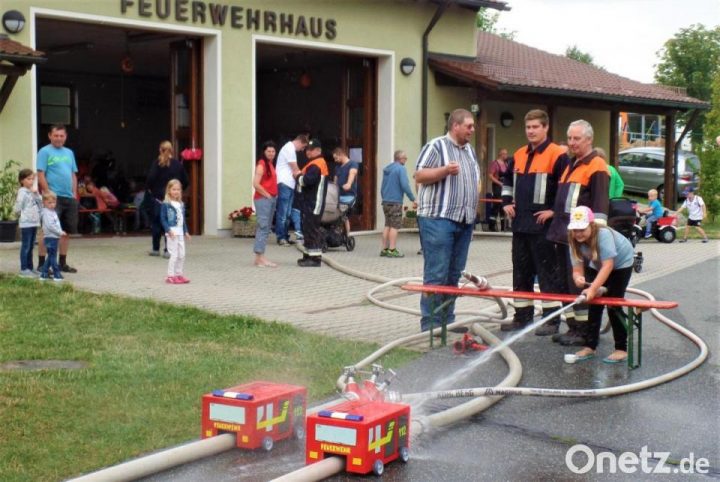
[0,276,419,482]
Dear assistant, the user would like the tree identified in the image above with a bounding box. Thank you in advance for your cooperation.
[655,24,720,147]
[565,45,596,66]
[698,71,720,221]
[476,8,516,39]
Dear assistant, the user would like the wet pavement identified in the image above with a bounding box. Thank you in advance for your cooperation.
[1,232,717,480]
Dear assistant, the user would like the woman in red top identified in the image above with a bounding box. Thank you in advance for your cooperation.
[489,148,508,231]
[253,141,279,267]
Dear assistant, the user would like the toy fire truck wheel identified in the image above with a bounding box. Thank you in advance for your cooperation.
[399,446,410,463]
[262,436,274,452]
[293,425,305,440]
[345,236,355,251]
[372,459,385,476]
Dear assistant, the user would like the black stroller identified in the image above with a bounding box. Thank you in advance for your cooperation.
[320,182,356,252]
[608,198,644,273]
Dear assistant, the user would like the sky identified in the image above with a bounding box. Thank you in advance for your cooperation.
[495,0,720,83]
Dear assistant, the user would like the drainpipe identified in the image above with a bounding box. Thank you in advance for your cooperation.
[422,1,452,145]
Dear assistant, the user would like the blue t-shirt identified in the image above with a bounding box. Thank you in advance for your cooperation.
[573,227,634,271]
[336,161,359,197]
[649,199,663,218]
[37,145,77,198]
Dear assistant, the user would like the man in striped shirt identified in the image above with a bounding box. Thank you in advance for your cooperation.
[415,108,480,332]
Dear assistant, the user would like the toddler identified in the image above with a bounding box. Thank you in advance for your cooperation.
[39,191,66,281]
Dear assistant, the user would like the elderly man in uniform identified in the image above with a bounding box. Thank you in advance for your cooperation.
[547,120,610,346]
[415,108,480,332]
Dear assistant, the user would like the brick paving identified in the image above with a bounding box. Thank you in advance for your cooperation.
[1,231,717,348]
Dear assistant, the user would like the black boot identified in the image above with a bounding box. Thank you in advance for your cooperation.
[501,319,530,332]
[297,255,321,267]
[535,320,559,336]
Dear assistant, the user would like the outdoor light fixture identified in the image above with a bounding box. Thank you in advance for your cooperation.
[400,57,416,76]
[500,111,514,128]
[2,10,25,34]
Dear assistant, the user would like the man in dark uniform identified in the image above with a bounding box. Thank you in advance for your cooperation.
[501,109,568,334]
[547,120,610,346]
[293,139,328,267]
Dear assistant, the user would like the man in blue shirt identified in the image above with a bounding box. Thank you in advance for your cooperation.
[332,148,359,236]
[37,124,79,273]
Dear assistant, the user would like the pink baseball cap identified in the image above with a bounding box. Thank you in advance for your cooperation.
[568,206,595,230]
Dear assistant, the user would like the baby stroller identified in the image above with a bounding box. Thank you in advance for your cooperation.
[320,182,356,252]
[608,198,644,273]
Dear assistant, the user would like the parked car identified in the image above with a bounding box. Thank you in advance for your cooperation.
[617,147,700,200]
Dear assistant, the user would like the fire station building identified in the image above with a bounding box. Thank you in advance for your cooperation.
[0,0,707,235]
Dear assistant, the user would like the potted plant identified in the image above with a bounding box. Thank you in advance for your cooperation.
[0,160,21,242]
[228,206,256,237]
[402,205,418,229]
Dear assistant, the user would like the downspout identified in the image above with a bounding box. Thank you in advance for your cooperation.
[422,1,452,144]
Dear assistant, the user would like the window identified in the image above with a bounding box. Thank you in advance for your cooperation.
[647,155,664,169]
[315,424,357,446]
[618,153,638,167]
[40,85,74,126]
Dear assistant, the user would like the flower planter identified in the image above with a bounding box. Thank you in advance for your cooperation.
[232,219,256,237]
[401,217,418,229]
[0,220,18,243]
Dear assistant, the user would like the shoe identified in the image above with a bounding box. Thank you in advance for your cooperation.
[297,256,321,267]
[568,352,595,363]
[162,251,171,259]
[380,249,389,257]
[176,276,191,284]
[149,250,160,256]
[61,264,77,273]
[39,275,49,281]
[535,323,559,336]
[702,238,709,243]
[278,239,290,246]
[165,276,181,284]
[294,231,304,241]
[551,331,565,343]
[602,355,628,364]
[19,269,36,278]
[53,277,64,282]
[559,334,587,346]
[679,239,687,243]
[501,321,529,332]
[643,233,652,239]
[386,249,405,258]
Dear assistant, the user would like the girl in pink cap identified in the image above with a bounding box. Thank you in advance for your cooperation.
[567,206,635,364]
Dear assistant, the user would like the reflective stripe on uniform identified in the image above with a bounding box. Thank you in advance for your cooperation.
[533,173,548,204]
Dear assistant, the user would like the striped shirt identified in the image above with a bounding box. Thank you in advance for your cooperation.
[415,134,480,223]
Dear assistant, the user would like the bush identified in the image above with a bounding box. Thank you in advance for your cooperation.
[0,160,21,221]
[699,145,720,222]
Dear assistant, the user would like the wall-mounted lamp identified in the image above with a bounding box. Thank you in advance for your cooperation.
[400,57,416,76]
[2,10,25,34]
[500,111,514,128]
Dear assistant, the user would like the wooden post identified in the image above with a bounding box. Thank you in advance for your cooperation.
[663,112,676,207]
[609,110,619,167]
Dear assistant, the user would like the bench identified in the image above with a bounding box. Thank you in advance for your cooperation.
[401,284,679,369]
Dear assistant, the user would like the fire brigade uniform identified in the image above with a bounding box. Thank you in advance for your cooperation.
[501,139,568,328]
[547,150,610,343]
[295,151,328,267]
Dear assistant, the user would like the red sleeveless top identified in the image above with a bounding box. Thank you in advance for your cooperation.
[254,159,278,199]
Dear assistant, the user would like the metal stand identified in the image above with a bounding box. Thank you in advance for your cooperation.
[624,307,643,369]
[428,299,454,348]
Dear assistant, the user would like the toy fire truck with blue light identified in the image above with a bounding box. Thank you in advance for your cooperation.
[201,381,306,451]
[305,365,410,476]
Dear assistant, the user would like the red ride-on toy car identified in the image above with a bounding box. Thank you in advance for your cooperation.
[636,210,678,244]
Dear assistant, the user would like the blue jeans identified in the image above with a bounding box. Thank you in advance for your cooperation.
[418,217,474,331]
[275,183,295,242]
[253,196,277,254]
[20,227,37,271]
[41,237,62,279]
[645,214,658,236]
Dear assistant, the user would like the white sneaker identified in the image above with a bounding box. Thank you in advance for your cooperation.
[19,269,36,278]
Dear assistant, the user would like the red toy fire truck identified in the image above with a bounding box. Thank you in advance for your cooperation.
[305,366,411,476]
[201,381,306,451]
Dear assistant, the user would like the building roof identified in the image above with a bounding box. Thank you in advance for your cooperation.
[0,34,46,64]
[429,31,708,110]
